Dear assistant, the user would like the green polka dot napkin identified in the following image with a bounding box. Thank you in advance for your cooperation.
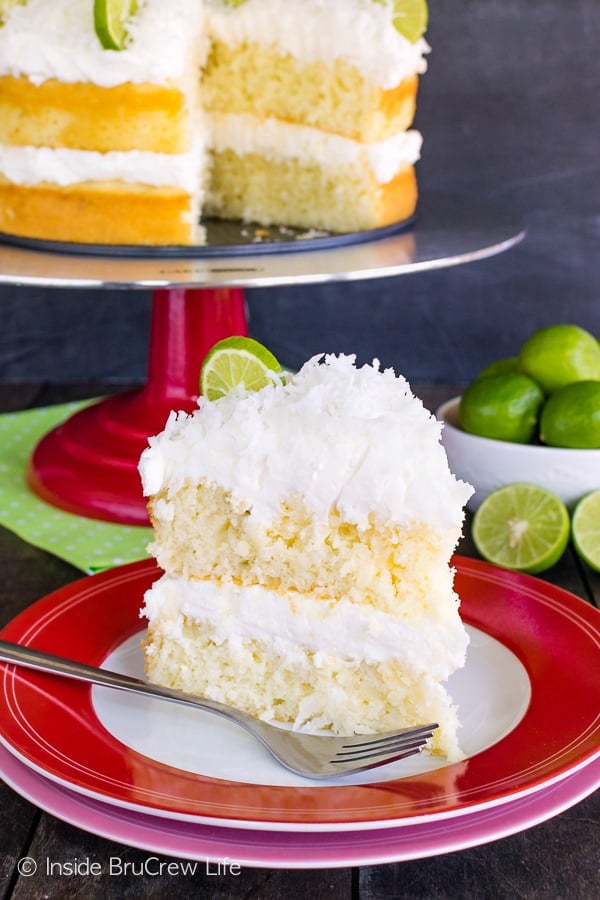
[0,401,152,573]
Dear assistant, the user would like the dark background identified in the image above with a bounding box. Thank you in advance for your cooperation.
[0,0,598,386]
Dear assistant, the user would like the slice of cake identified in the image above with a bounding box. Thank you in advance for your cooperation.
[139,352,473,761]
[0,0,429,245]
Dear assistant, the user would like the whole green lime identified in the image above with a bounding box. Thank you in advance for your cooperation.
[518,324,600,394]
[476,357,520,380]
[539,381,600,448]
[459,373,545,443]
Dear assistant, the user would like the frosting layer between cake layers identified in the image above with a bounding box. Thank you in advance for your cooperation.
[141,569,469,757]
[143,571,468,678]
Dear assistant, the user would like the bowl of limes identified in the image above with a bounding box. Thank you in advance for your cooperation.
[437,324,600,511]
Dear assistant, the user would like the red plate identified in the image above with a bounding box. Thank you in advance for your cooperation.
[0,556,598,829]
[1,744,598,867]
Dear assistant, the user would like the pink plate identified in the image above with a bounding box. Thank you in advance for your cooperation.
[1,744,598,868]
[0,556,598,830]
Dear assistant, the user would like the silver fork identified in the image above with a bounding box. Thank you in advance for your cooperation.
[0,639,437,779]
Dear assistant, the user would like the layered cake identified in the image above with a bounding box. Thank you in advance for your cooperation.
[139,354,473,760]
[0,0,207,245]
[0,0,429,245]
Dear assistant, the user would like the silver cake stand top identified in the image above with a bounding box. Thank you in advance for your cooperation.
[0,192,525,291]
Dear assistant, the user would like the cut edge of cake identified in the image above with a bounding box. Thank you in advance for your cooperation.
[0,0,430,245]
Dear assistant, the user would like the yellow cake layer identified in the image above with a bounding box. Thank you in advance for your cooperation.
[204,42,418,142]
[144,616,459,758]
[148,484,459,615]
[0,76,190,154]
[0,177,199,245]
[206,150,418,232]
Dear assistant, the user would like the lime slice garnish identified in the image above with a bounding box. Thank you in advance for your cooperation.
[372,0,428,43]
[391,0,429,43]
[0,0,25,25]
[94,0,137,51]
[199,336,285,401]
[472,483,570,574]
[572,490,600,572]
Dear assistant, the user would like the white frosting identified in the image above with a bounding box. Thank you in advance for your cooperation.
[0,1,427,193]
[139,354,473,531]
[0,144,206,189]
[0,118,420,189]
[0,0,428,89]
[210,114,422,183]
[206,0,430,88]
[0,0,207,86]
[142,572,469,677]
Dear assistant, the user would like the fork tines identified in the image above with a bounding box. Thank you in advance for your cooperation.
[331,723,438,764]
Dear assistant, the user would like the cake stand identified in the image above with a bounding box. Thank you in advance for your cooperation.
[0,192,525,525]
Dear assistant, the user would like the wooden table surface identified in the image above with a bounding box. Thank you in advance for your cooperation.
[0,383,598,900]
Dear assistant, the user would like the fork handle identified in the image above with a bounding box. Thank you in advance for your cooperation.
[0,638,254,729]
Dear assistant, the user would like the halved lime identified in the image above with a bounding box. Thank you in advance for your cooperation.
[199,336,284,401]
[472,483,570,573]
[94,0,137,51]
[572,490,600,572]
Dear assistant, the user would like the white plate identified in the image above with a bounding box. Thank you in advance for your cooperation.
[93,624,529,790]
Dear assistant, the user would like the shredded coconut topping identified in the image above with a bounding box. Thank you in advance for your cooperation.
[139,354,473,530]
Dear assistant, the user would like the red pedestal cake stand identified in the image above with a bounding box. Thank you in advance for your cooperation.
[26,287,248,525]
[0,194,525,525]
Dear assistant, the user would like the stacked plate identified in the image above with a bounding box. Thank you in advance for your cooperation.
[1,556,599,868]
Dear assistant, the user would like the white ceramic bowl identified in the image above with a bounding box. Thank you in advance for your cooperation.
[437,397,600,511]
